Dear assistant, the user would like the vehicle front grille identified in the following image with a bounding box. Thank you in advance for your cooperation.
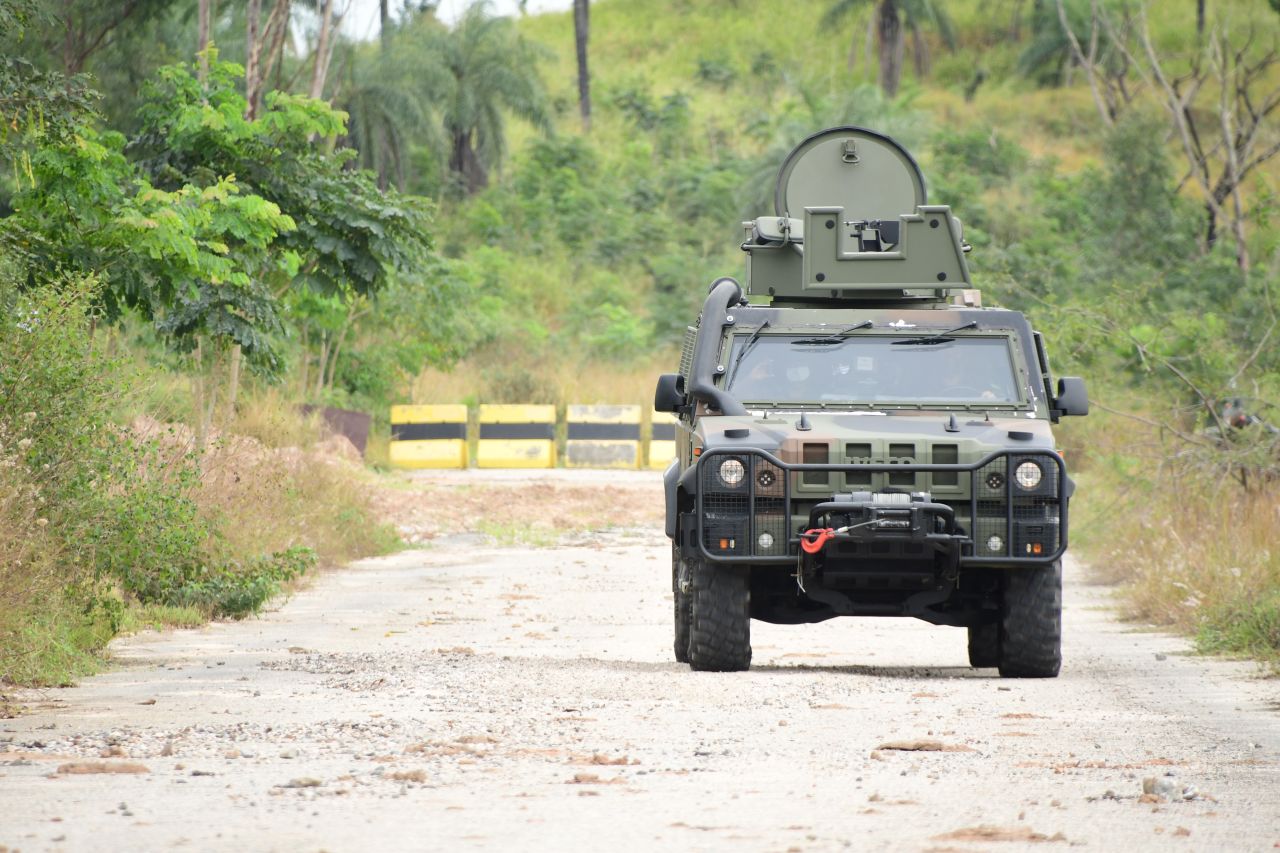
[696,448,1066,563]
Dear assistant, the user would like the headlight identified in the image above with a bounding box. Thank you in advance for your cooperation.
[1015,461,1043,490]
[718,458,746,487]
[986,534,1004,552]
[757,532,774,550]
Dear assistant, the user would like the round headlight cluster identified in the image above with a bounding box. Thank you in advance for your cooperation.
[718,458,746,487]
[1015,461,1043,490]
[758,532,775,550]
[985,471,1005,490]
[986,534,1004,553]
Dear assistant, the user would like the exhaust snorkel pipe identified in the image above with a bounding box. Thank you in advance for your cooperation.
[688,277,749,417]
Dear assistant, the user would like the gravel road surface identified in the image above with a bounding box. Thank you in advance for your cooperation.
[2,471,1278,852]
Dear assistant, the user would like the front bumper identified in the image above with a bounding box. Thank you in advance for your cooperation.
[690,448,1067,567]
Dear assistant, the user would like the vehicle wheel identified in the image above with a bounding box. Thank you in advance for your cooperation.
[967,622,1000,668]
[688,558,751,672]
[672,544,691,663]
[998,560,1062,678]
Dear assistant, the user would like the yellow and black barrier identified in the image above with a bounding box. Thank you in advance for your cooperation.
[389,404,468,469]
[565,405,641,469]
[476,404,556,468]
[648,412,679,469]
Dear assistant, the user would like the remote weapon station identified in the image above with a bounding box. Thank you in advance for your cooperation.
[655,127,1089,676]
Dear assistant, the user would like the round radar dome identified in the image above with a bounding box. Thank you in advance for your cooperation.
[774,126,927,223]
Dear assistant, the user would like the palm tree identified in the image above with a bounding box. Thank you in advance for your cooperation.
[338,3,549,196]
[822,0,956,97]
[432,2,551,194]
[337,46,440,190]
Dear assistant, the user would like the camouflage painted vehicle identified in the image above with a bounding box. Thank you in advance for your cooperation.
[654,127,1088,677]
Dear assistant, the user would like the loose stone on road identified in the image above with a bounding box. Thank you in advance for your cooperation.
[2,471,1278,851]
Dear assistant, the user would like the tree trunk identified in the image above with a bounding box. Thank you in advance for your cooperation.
[245,0,262,118]
[226,344,242,421]
[314,338,329,398]
[574,0,591,132]
[864,15,876,81]
[298,327,310,396]
[379,0,390,51]
[259,0,292,101]
[877,0,903,97]
[1009,0,1025,41]
[910,22,928,78]
[197,0,212,80]
[451,130,487,193]
[310,0,336,100]
[192,338,219,453]
[1196,0,1206,43]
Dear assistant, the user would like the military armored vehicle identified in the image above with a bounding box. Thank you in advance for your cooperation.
[654,127,1088,677]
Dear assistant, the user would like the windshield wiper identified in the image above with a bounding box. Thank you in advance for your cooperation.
[728,321,770,382]
[793,320,873,345]
[891,321,978,346]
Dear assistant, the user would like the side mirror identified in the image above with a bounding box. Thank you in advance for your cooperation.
[1054,377,1089,418]
[654,373,686,413]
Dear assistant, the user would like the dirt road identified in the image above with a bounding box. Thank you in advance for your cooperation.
[3,471,1279,851]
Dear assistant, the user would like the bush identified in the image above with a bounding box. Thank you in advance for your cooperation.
[0,279,390,685]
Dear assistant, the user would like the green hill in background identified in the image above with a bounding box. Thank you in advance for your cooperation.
[406,0,1275,407]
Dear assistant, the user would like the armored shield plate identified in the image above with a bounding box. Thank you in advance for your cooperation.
[774,126,927,222]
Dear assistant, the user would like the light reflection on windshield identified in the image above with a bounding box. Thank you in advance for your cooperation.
[726,335,1020,404]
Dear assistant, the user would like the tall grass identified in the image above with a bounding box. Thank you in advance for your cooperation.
[0,285,400,688]
[410,349,679,406]
[1066,406,1280,664]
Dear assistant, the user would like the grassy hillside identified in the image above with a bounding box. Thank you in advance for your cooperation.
[411,0,1276,407]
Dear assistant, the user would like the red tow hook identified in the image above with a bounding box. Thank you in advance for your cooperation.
[800,528,837,555]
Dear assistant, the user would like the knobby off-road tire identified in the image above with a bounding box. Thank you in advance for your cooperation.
[998,560,1062,678]
[687,558,751,672]
[967,622,1000,668]
[672,544,691,663]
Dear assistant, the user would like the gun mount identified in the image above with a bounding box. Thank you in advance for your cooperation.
[743,126,973,304]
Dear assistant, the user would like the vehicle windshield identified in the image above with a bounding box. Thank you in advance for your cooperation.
[726,334,1022,405]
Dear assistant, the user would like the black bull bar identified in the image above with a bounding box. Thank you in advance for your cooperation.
[692,448,1068,566]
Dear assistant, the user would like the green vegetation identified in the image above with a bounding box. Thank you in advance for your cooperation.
[1,0,1278,684]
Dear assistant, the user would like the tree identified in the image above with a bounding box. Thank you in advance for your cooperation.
[1023,0,1137,126]
[427,2,551,193]
[574,0,590,132]
[1060,3,1279,273]
[197,0,212,79]
[243,0,293,118]
[822,0,956,97]
[42,0,175,75]
[129,53,443,409]
[337,40,441,190]
[1134,14,1277,274]
[308,0,335,100]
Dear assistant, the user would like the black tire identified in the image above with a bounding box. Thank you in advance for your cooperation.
[967,622,1000,668]
[687,558,752,672]
[672,545,691,663]
[998,560,1062,678]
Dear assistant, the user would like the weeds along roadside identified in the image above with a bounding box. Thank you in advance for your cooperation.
[1064,404,1280,666]
[0,281,398,690]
